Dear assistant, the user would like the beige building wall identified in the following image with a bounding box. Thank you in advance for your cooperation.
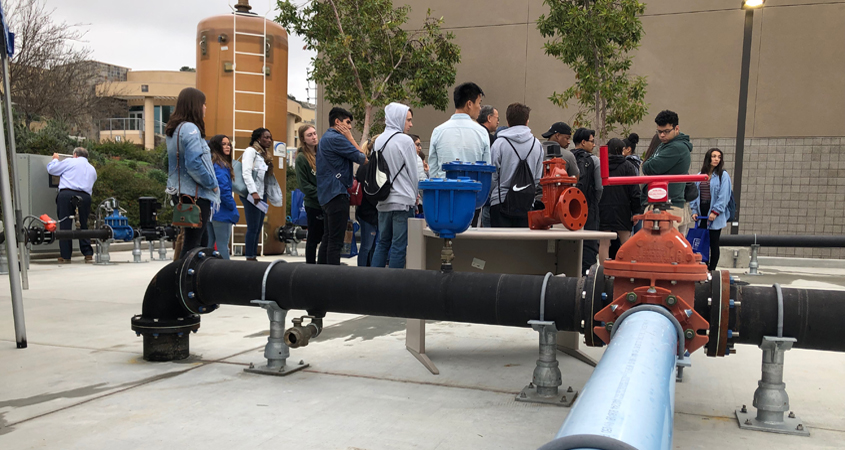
[98,70,313,151]
[316,0,845,258]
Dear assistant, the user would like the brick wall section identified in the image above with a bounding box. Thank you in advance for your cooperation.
[686,137,845,259]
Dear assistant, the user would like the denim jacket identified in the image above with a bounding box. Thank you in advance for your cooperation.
[690,171,732,231]
[166,122,220,205]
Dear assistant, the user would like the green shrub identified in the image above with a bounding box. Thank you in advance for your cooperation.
[91,159,172,227]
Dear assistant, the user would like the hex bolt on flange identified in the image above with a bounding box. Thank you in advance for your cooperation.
[243,300,310,377]
[516,321,578,407]
[735,336,810,436]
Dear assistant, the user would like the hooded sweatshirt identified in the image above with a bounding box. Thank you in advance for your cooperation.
[489,125,544,207]
[642,132,692,207]
[375,103,419,212]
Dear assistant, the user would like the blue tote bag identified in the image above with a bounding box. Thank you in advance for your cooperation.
[685,222,710,263]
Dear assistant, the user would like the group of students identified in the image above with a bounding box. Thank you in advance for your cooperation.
[164,84,731,273]
[164,87,283,260]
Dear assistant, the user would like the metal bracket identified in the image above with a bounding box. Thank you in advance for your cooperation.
[735,336,809,436]
[131,237,148,263]
[244,300,309,377]
[516,320,578,407]
[244,260,309,377]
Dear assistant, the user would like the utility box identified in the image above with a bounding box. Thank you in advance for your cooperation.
[16,154,70,254]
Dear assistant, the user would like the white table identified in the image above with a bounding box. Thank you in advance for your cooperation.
[405,218,616,374]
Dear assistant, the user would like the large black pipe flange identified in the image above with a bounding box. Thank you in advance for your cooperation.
[177,248,221,315]
[582,264,611,347]
[131,314,201,361]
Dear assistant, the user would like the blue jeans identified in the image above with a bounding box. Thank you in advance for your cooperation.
[240,195,266,258]
[357,220,379,267]
[207,220,233,259]
[371,207,414,269]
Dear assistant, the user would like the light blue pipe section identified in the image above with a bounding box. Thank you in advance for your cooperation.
[554,310,678,450]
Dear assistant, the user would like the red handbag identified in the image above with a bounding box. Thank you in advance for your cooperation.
[348,179,363,206]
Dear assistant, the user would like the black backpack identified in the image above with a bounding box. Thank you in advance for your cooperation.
[573,149,596,204]
[498,137,537,217]
[362,132,405,202]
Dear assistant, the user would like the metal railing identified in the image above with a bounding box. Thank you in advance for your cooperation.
[97,119,168,142]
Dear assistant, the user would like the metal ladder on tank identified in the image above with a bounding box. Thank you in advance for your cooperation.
[230,6,267,257]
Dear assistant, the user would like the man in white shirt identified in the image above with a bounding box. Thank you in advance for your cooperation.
[47,147,98,263]
[428,82,491,179]
[429,82,491,224]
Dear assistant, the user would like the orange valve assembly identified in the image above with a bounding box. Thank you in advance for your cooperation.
[528,158,588,231]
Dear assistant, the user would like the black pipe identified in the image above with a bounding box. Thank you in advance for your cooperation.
[720,234,845,248]
[135,249,845,362]
[733,284,845,352]
[191,256,582,330]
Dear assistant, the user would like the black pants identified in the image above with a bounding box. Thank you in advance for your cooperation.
[56,189,93,259]
[581,202,600,276]
[490,204,529,228]
[304,205,325,264]
[318,194,349,265]
[699,219,722,271]
[173,196,211,259]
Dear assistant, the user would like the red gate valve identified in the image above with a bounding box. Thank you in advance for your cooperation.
[528,158,588,231]
[593,285,709,354]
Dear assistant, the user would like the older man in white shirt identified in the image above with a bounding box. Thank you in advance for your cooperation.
[47,147,98,263]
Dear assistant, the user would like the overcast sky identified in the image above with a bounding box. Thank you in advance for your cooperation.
[39,0,316,102]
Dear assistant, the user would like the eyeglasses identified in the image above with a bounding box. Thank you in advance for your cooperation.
[657,128,675,136]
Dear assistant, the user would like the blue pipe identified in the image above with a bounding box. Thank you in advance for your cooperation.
[540,310,678,450]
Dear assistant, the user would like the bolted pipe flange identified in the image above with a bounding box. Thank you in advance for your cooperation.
[131,313,201,361]
[177,248,220,315]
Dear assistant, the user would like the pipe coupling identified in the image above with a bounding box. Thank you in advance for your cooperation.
[284,316,323,348]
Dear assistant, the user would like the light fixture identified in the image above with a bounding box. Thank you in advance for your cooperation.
[742,0,765,9]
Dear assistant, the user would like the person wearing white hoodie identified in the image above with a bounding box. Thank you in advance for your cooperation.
[370,103,419,269]
[489,103,544,227]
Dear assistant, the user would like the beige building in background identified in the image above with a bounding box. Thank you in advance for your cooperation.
[95,64,314,151]
[317,0,845,258]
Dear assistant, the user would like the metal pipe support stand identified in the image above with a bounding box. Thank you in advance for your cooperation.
[516,321,578,407]
[131,237,147,263]
[148,239,169,261]
[244,300,309,377]
[94,240,116,265]
[735,336,809,436]
[747,244,761,275]
[286,242,299,257]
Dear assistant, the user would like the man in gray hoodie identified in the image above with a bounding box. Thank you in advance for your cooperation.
[370,103,419,269]
[489,103,544,227]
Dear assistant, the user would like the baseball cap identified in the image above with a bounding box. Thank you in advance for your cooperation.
[542,122,572,139]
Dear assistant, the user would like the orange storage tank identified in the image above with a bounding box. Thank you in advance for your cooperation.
[196,4,288,255]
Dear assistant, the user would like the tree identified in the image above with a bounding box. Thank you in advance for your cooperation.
[179,66,196,72]
[276,0,461,143]
[537,0,648,142]
[2,0,122,131]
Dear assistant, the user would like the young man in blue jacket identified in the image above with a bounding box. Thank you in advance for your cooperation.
[316,107,367,265]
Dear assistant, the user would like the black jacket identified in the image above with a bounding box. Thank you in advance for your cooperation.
[599,155,643,231]
[355,163,379,226]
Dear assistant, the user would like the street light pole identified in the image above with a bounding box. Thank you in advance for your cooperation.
[732,2,763,235]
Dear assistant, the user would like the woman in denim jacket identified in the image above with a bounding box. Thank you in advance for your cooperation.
[207,135,239,259]
[165,87,219,258]
[690,148,732,270]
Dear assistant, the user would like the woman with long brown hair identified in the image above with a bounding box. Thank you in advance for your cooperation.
[165,87,218,258]
[294,124,323,264]
[207,134,239,259]
[690,148,732,270]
